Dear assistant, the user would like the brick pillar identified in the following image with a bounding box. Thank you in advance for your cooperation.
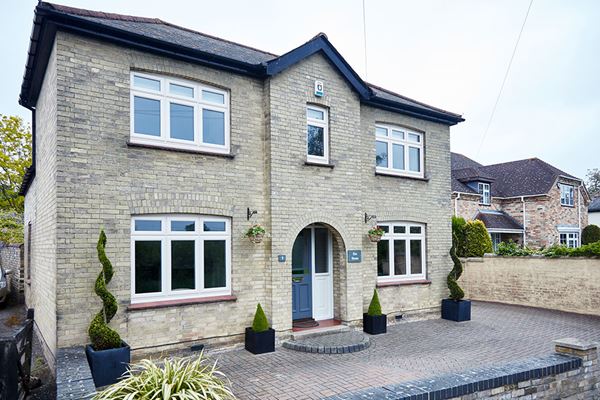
[554,338,599,393]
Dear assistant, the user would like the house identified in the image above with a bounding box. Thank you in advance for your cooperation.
[19,2,464,366]
[451,153,590,250]
[589,197,600,226]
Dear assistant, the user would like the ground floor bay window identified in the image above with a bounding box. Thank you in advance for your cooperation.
[131,215,231,303]
[377,222,426,282]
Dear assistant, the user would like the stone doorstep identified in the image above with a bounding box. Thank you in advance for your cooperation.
[283,329,370,354]
[291,324,350,341]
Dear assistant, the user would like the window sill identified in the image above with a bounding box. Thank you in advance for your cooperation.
[127,141,235,159]
[127,294,237,311]
[375,171,429,182]
[304,161,335,168]
[377,279,431,288]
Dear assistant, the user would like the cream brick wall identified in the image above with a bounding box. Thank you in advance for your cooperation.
[25,31,456,355]
[23,40,58,365]
[461,255,600,316]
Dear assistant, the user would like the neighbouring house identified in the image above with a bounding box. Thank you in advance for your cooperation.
[19,2,464,367]
[589,197,600,227]
[451,153,590,251]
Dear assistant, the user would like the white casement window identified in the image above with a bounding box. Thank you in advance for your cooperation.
[130,72,230,154]
[130,215,231,303]
[478,182,491,205]
[559,232,579,248]
[559,184,574,206]
[375,124,424,178]
[306,105,329,164]
[376,222,426,282]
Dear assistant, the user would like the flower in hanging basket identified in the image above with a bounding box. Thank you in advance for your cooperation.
[245,224,266,244]
[368,226,385,242]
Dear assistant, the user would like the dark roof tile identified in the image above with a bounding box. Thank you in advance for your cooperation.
[475,210,523,231]
[589,197,600,212]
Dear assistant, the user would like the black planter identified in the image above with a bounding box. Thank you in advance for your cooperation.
[441,299,471,322]
[363,313,387,335]
[85,341,131,388]
[245,327,275,354]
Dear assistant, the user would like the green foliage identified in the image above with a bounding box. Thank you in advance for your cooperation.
[93,356,235,400]
[88,230,122,350]
[244,224,266,237]
[495,240,535,256]
[541,241,600,258]
[0,211,23,243]
[368,226,385,236]
[251,303,270,333]
[447,233,465,300]
[582,224,600,245]
[451,216,467,257]
[0,115,32,214]
[463,220,493,257]
[367,289,382,316]
[586,169,600,198]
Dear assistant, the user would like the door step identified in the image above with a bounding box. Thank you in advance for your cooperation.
[283,329,370,354]
[291,324,349,341]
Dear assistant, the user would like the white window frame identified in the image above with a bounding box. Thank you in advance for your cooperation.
[376,222,426,282]
[306,105,329,164]
[479,182,491,205]
[559,231,579,248]
[130,215,231,303]
[130,72,230,154]
[559,183,574,206]
[375,123,424,178]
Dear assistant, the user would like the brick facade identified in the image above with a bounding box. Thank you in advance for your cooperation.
[24,31,456,360]
[453,176,588,248]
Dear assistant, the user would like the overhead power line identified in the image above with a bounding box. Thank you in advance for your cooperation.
[476,0,534,157]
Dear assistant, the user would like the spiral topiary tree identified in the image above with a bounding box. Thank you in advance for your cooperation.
[88,229,122,350]
[447,232,465,301]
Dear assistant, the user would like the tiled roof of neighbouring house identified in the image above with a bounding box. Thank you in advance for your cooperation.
[475,210,523,231]
[589,197,600,212]
[19,2,464,126]
[451,153,582,198]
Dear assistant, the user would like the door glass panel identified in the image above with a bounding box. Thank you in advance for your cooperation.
[171,240,195,290]
[134,241,161,293]
[394,240,407,275]
[377,240,389,276]
[410,240,423,274]
[292,229,310,276]
[204,240,226,288]
[314,228,328,274]
[307,125,324,157]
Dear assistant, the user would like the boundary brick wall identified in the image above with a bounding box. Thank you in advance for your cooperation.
[0,243,24,304]
[461,255,600,316]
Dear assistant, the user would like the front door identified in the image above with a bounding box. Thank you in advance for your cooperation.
[292,226,333,321]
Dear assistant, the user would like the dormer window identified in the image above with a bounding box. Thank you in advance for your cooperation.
[478,182,491,205]
[559,183,574,206]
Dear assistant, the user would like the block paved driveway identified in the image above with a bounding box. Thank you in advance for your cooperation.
[205,302,600,400]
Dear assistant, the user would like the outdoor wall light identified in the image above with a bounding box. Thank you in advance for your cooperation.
[247,207,258,221]
[364,213,377,224]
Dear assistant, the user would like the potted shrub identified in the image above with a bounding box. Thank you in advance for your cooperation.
[245,303,275,354]
[86,230,131,388]
[245,224,266,244]
[363,289,386,334]
[368,226,385,242]
[441,232,471,322]
[93,356,235,399]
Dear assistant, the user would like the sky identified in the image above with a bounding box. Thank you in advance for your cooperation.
[2,0,599,179]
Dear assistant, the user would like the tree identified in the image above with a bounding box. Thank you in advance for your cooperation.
[586,168,600,199]
[0,115,32,213]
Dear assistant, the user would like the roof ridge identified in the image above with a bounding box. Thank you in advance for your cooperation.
[45,2,279,58]
[367,81,462,117]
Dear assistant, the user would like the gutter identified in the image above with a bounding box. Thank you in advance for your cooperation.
[18,106,36,196]
[521,196,527,246]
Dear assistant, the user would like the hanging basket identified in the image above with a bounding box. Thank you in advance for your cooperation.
[368,233,383,243]
[248,233,264,244]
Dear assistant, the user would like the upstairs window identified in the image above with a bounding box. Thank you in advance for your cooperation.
[130,72,229,154]
[377,222,426,282]
[306,105,329,164]
[559,184,574,206]
[375,124,424,178]
[478,182,491,205]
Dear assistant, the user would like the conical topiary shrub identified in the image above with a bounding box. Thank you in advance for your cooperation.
[251,303,270,333]
[367,289,382,316]
[88,230,122,350]
[245,303,274,354]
